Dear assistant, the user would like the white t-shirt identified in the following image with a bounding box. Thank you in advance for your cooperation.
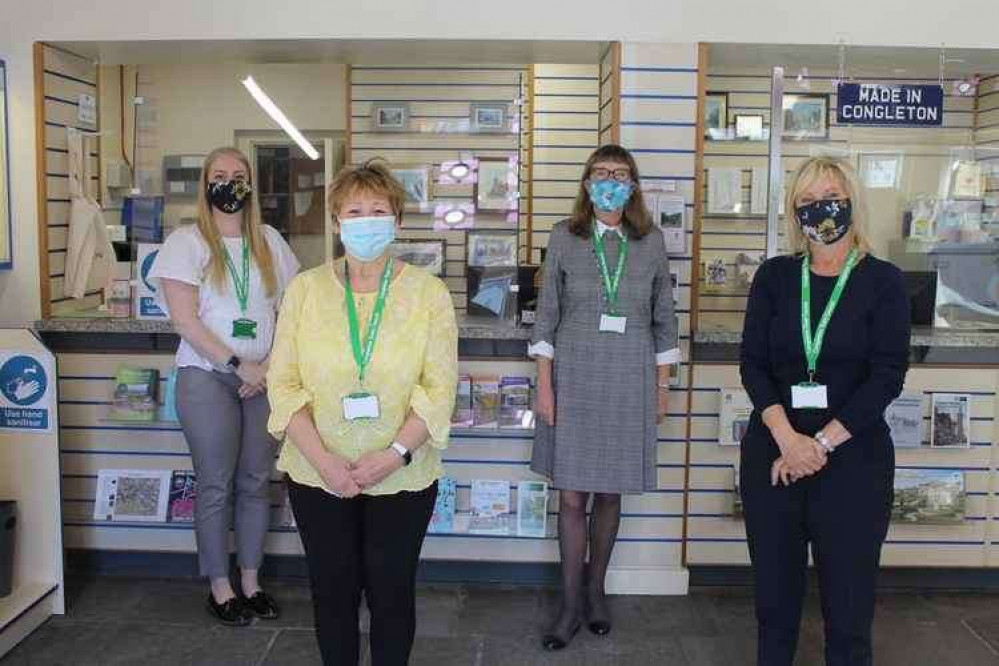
[149,224,301,371]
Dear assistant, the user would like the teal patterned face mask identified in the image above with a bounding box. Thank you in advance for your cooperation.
[587,179,633,212]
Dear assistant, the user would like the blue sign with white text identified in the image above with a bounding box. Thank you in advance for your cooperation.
[0,354,49,429]
[837,83,944,126]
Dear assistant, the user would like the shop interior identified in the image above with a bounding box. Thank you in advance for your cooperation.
[0,36,997,660]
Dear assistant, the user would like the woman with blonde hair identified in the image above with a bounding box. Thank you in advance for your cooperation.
[739,156,910,665]
[267,160,457,665]
[151,146,300,625]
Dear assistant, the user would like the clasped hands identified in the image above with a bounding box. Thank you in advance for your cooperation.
[771,431,828,487]
[315,448,404,498]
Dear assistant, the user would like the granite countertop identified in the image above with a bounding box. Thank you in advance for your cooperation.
[694,327,999,348]
[34,316,533,341]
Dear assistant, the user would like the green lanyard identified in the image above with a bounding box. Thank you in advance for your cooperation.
[343,259,393,385]
[222,238,250,315]
[591,221,629,314]
[800,249,858,382]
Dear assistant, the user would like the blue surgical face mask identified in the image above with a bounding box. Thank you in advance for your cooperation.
[339,216,397,261]
[587,179,633,213]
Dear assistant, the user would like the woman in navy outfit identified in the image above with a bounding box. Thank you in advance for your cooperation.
[739,156,910,666]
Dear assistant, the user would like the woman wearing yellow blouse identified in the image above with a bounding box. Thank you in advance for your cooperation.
[267,161,458,666]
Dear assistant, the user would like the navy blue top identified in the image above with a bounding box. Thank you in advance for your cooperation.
[739,253,911,458]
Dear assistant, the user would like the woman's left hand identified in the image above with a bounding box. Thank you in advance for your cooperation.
[350,449,405,489]
[657,389,669,424]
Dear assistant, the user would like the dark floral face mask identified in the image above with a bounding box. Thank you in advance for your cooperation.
[795,198,852,245]
[207,179,252,214]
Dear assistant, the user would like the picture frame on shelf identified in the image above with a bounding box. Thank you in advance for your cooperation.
[433,201,475,231]
[467,230,519,268]
[704,92,729,139]
[470,103,507,133]
[371,103,409,132]
[475,157,519,212]
[390,166,431,210]
[734,114,765,141]
[859,153,904,190]
[782,93,829,140]
[389,239,447,277]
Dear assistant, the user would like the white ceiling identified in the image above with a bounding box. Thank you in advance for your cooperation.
[54,39,610,66]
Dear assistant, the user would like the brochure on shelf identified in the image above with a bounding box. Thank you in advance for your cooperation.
[469,479,511,535]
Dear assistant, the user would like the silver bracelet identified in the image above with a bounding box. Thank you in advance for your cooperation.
[815,430,835,454]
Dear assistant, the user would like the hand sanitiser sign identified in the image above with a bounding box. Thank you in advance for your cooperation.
[837,83,944,127]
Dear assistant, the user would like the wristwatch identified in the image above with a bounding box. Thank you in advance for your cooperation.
[225,355,241,371]
[389,441,413,466]
[815,430,835,454]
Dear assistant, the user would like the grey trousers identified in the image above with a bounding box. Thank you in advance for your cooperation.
[176,367,277,578]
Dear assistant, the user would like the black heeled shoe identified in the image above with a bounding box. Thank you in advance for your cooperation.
[541,622,581,651]
[243,591,280,620]
[206,593,252,627]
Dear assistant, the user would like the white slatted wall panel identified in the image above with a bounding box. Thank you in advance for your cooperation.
[530,64,599,262]
[350,66,527,313]
[976,74,999,217]
[42,46,102,316]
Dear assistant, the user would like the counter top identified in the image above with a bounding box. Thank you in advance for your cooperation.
[34,316,533,341]
[694,328,999,348]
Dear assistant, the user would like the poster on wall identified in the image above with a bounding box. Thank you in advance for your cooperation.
[136,243,167,320]
[707,168,743,215]
[649,193,686,254]
[0,351,56,433]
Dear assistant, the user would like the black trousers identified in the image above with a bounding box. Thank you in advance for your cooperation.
[741,439,893,666]
[288,479,438,666]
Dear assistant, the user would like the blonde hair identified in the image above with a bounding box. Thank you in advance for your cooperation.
[785,157,871,256]
[327,159,406,223]
[196,147,277,297]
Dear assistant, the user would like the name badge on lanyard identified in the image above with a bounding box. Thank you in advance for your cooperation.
[794,249,857,410]
[592,221,629,335]
[224,238,257,340]
[342,259,393,422]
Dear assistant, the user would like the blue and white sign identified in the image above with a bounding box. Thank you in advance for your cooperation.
[136,243,167,320]
[837,83,944,127]
[0,352,55,432]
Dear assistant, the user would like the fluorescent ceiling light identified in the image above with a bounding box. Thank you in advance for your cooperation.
[241,76,319,160]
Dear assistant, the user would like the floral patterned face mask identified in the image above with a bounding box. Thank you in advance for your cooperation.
[207,179,253,214]
[795,198,853,245]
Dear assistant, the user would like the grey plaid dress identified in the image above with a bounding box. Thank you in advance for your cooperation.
[531,219,678,493]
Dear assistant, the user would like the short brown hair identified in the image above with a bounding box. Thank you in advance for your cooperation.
[327,159,406,222]
[568,144,653,239]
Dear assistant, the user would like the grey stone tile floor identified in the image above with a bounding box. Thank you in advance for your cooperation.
[3,577,999,665]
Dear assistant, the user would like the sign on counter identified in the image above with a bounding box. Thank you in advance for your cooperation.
[0,351,55,432]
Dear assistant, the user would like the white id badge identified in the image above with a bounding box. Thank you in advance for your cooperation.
[599,314,627,334]
[342,393,381,421]
[791,383,828,410]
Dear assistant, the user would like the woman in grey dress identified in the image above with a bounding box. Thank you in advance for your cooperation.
[530,144,679,650]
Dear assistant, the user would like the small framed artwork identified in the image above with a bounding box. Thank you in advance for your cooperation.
[470,103,507,133]
[859,153,903,190]
[372,103,409,132]
[704,92,729,139]
[782,93,829,140]
[391,167,431,210]
[467,230,519,267]
[433,202,475,231]
[438,159,478,185]
[734,114,765,141]
[475,157,519,212]
[389,239,447,277]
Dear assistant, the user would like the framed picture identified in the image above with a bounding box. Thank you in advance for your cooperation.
[470,103,507,133]
[475,157,519,212]
[467,230,519,267]
[704,92,729,139]
[438,159,478,185]
[391,167,431,210]
[371,103,409,132]
[433,201,475,231]
[389,239,446,277]
[859,153,903,190]
[734,114,765,141]
[782,93,829,140]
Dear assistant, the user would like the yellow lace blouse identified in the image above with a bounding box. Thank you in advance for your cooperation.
[267,260,458,496]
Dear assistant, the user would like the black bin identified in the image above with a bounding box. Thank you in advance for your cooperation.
[0,501,15,598]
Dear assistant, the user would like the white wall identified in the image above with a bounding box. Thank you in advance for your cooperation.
[1,0,996,321]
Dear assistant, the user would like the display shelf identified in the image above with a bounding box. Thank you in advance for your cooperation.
[0,582,59,633]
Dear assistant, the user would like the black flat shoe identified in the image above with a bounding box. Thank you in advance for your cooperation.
[206,594,252,627]
[541,622,580,651]
[243,591,280,620]
[587,619,612,636]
